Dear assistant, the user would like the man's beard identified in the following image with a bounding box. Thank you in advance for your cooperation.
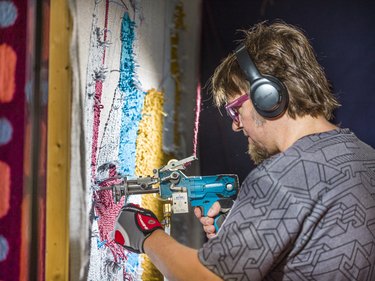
[248,141,273,165]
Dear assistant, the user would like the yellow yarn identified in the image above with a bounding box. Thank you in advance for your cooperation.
[135,88,165,281]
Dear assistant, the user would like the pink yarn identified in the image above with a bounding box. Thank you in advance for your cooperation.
[193,82,201,157]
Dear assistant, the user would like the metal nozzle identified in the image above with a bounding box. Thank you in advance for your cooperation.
[162,202,172,229]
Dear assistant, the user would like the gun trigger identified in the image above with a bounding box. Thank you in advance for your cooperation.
[215,214,227,230]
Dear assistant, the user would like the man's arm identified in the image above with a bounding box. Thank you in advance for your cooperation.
[114,204,222,281]
[144,229,222,281]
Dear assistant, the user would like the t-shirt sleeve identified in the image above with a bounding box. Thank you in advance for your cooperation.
[198,168,312,280]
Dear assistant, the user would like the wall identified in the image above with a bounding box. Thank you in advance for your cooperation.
[68,1,202,280]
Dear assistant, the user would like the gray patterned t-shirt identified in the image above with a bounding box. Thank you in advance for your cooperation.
[198,128,375,281]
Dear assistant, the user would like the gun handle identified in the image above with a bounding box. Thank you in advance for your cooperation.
[201,206,223,233]
[213,215,225,232]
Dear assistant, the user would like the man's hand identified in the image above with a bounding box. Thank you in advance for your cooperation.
[114,203,163,253]
[194,199,234,239]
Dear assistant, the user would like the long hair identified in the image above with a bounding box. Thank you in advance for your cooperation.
[211,21,340,120]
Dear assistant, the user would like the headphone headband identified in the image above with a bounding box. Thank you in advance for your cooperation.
[235,45,262,81]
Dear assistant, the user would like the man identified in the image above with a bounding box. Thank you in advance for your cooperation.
[114,22,375,280]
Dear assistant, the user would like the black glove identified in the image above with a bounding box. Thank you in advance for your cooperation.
[114,203,163,253]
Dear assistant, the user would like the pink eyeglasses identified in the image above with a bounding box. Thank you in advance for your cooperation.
[224,94,249,123]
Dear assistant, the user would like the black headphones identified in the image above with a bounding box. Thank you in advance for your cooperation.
[235,44,289,119]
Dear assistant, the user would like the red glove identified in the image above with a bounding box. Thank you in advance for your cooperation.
[114,203,163,253]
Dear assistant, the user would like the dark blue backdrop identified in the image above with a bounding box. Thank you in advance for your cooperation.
[198,0,375,183]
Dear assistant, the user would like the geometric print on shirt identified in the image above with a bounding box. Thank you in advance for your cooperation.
[198,128,375,281]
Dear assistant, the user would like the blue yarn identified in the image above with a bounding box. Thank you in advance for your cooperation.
[97,239,107,249]
[124,252,140,275]
[116,12,145,274]
[0,118,13,145]
[0,235,9,262]
[0,1,17,28]
[117,13,146,176]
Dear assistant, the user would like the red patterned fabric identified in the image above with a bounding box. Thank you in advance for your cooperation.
[0,0,27,280]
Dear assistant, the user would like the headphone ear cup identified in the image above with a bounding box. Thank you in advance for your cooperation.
[234,44,289,118]
[250,75,289,119]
